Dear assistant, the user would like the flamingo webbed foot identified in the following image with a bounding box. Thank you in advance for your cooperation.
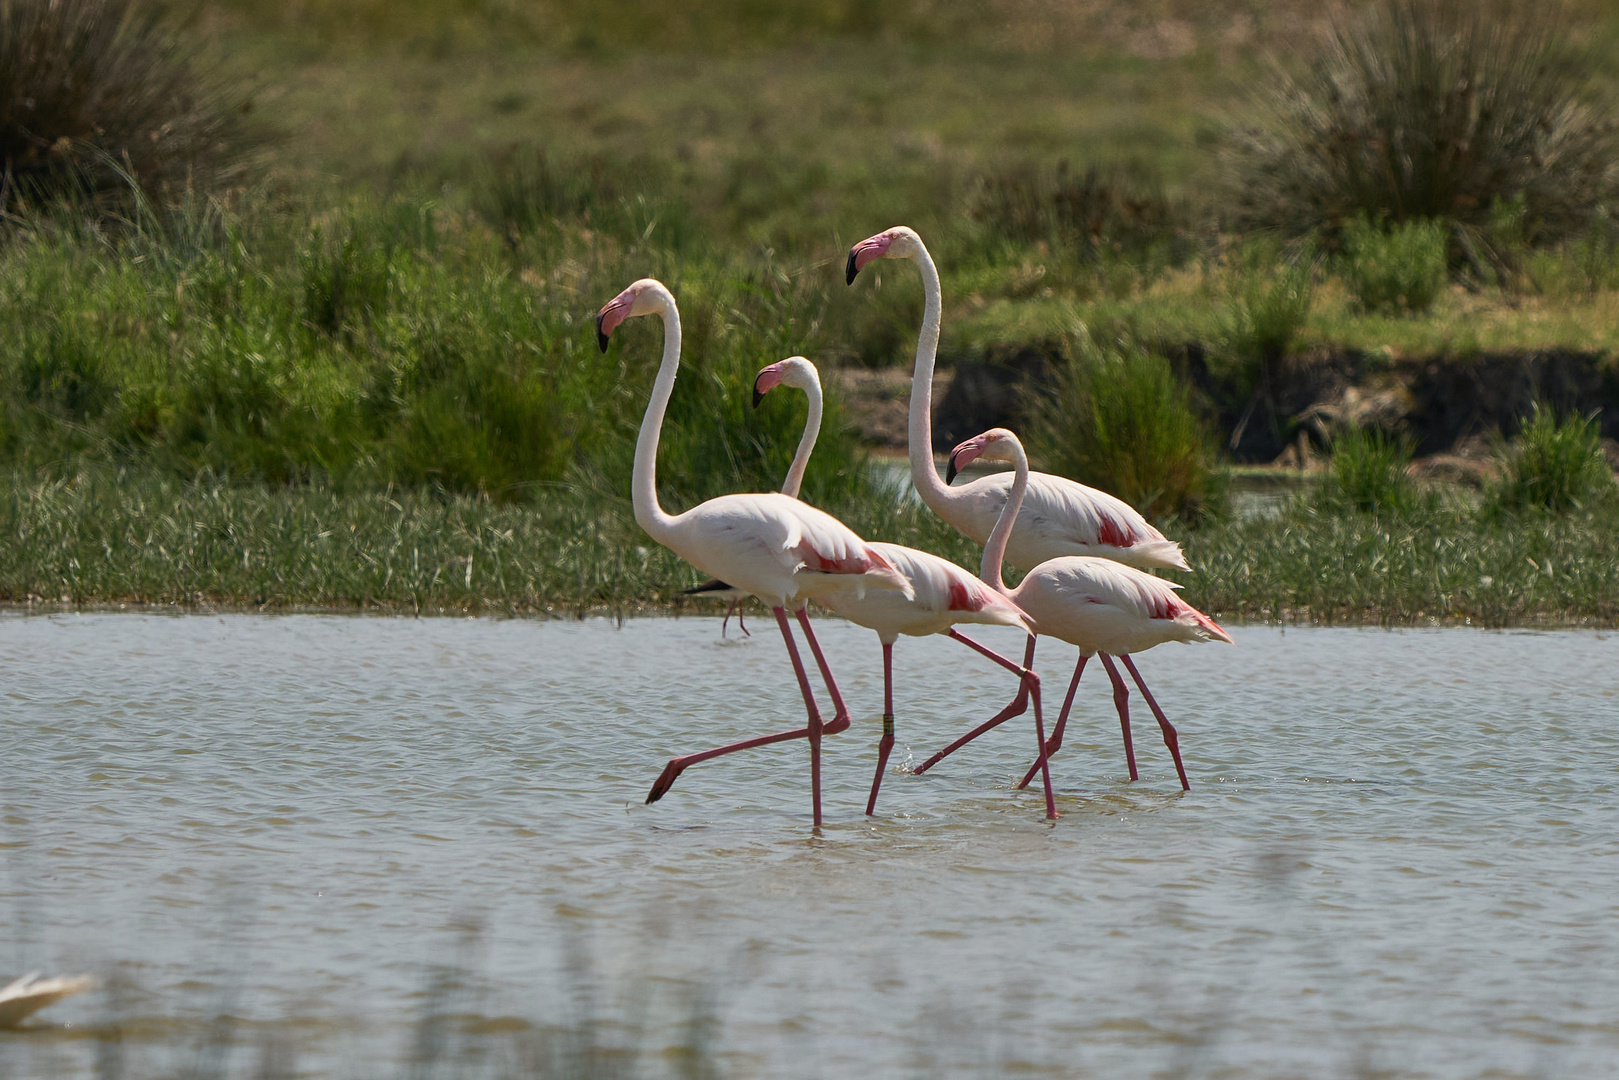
[645,757,692,804]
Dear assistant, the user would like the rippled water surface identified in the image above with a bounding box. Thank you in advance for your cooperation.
[3,614,1617,1078]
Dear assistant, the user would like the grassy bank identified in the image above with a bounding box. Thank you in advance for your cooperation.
[4,468,1614,626]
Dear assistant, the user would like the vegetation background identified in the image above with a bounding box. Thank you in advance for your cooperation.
[0,0,1615,622]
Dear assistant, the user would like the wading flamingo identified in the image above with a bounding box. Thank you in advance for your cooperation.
[917,428,1233,794]
[682,357,827,638]
[845,226,1189,573]
[596,280,910,826]
[750,357,1049,817]
[847,225,1192,776]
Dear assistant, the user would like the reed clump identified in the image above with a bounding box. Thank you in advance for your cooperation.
[1340,216,1449,315]
[1225,0,1619,251]
[1487,404,1616,513]
[1320,426,1419,514]
[0,0,255,208]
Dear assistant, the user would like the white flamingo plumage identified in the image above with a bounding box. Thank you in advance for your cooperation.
[917,427,1233,795]
[844,225,1190,573]
[683,357,827,636]
[596,281,911,826]
[749,357,1047,816]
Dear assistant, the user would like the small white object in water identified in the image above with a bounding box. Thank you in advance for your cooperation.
[0,973,95,1029]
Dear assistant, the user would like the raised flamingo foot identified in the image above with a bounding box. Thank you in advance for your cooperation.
[915,636,1039,775]
[1120,654,1190,791]
[1017,654,1088,790]
[646,757,693,804]
[644,723,817,803]
[866,718,896,815]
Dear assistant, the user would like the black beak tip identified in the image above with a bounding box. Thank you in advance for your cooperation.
[845,249,860,286]
[945,456,960,484]
[752,386,765,409]
[595,317,610,354]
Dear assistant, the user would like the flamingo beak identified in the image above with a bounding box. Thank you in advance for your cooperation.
[753,363,786,408]
[594,291,634,353]
[946,436,986,484]
[845,233,892,285]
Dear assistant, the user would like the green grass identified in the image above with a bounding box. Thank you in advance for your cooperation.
[4,467,1615,628]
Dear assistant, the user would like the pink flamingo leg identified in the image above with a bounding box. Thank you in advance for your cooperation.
[721,600,751,639]
[1028,667,1056,819]
[913,635,1039,775]
[794,607,850,736]
[1016,654,1088,790]
[1099,655,1138,781]
[866,642,896,816]
[1120,654,1191,791]
[645,606,830,826]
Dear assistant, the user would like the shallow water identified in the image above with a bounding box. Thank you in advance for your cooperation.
[2,614,1617,1078]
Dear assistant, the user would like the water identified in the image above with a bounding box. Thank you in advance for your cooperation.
[3,614,1618,1078]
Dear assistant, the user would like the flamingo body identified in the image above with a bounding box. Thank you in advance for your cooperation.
[937,471,1190,571]
[660,491,909,609]
[819,541,1031,643]
[1008,555,1232,656]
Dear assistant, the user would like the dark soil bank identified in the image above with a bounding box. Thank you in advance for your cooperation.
[922,343,1619,462]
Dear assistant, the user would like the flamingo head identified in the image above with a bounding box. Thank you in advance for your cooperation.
[752,356,818,408]
[845,226,921,284]
[946,427,1019,483]
[595,278,668,352]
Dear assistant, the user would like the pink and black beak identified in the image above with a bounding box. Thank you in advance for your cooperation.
[752,362,786,409]
[946,434,988,484]
[845,231,892,285]
[594,289,635,353]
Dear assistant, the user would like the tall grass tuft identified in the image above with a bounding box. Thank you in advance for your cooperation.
[1028,339,1218,523]
[0,0,254,208]
[1340,216,1449,314]
[1224,0,1618,250]
[1488,404,1615,513]
[1323,426,1417,514]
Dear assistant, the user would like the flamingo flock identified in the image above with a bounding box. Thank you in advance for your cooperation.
[596,227,1231,824]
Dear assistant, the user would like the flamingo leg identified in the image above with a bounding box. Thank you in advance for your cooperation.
[1016,654,1088,790]
[721,600,750,639]
[1098,655,1138,781]
[866,641,896,816]
[1028,667,1056,819]
[793,607,850,735]
[914,635,1039,775]
[645,606,830,825]
[1120,654,1191,791]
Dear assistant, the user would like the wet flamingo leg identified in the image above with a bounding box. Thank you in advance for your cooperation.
[1016,654,1088,790]
[794,608,850,736]
[721,600,751,639]
[1099,655,1138,781]
[866,642,896,815]
[644,606,830,825]
[1120,654,1191,791]
[1028,669,1056,819]
[914,636,1040,775]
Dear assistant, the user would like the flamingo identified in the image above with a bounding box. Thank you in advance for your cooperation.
[844,225,1190,573]
[847,225,1193,777]
[749,357,1050,817]
[596,280,911,826]
[681,356,827,638]
[918,427,1233,794]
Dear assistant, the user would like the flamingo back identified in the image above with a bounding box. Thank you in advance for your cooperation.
[1012,555,1230,656]
[820,542,1033,638]
[664,492,910,608]
[948,471,1190,571]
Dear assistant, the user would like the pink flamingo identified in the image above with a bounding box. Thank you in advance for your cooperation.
[847,225,1193,778]
[596,282,911,826]
[920,428,1233,793]
[750,357,1051,818]
[845,226,1190,573]
[682,357,827,638]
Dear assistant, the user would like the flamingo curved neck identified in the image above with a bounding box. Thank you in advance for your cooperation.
[904,242,955,511]
[981,442,1029,592]
[781,377,822,499]
[632,295,681,538]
